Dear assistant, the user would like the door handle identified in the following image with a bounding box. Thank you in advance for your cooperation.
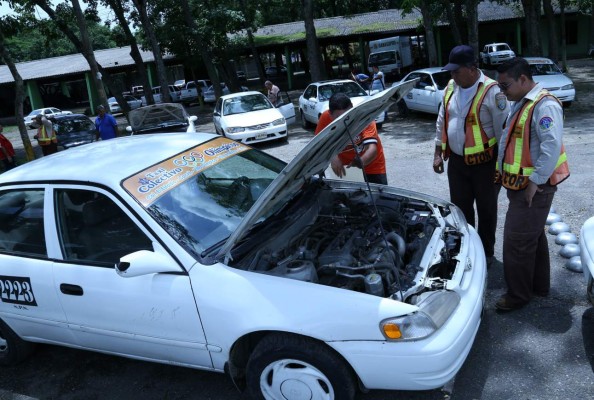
[60,284,84,296]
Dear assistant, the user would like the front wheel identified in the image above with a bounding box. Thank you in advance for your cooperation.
[245,333,356,400]
[300,110,312,129]
[587,276,594,305]
[0,318,36,366]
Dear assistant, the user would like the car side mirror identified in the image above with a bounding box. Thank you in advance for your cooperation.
[213,111,220,117]
[189,115,198,122]
[126,126,132,133]
[424,85,436,92]
[116,250,180,278]
[309,97,316,102]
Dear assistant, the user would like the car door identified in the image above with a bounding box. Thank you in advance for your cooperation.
[49,186,212,368]
[276,91,296,124]
[0,187,75,345]
[303,85,318,122]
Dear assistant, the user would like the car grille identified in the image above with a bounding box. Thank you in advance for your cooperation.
[246,123,272,130]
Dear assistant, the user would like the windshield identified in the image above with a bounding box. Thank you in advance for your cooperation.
[432,71,452,90]
[530,62,563,75]
[54,117,94,134]
[223,94,272,116]
[369,50,398,66]
[318,82,367,101]
[123,138,286,259]
[490,44,511,52]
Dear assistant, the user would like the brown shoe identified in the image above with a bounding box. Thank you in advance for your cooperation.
[495,297,525,312]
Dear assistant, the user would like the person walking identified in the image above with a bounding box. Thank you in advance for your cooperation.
[433,45,509,266]
[370,65,386,92]
[494,57,569,312]
[0,124,17,172]
[314,93,387,185]
[33,114,58,156]
[264,80,281,107]
[95,105,118,141]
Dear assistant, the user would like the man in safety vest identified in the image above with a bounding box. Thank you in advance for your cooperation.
[33,114,58,156]
[494,57,569,312]
[433,45,509,266]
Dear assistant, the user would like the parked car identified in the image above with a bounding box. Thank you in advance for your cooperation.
[180,80,211,105]
[24,108,73,128]
[396,67,451,115]
[0,83,486,399]
[213,91,295,144]
[203,83,249,104]
[173,79,186,90]
[525,57,575,106]
[265,65,287,77]
[298,79,386,129]
[580,216,594,305]
[125,103,198,135]
[52,114,95,149]
[479,43,515,67]
[140,85,182,106]
[108,95,143,114]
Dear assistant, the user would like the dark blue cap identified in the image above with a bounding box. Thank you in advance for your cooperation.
[443,45,475,71]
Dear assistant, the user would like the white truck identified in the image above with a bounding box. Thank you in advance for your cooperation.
[368,36,413,79]
[479,43,515,67]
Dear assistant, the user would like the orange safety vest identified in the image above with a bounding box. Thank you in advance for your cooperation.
[441,78,498,165]
[37,124,57,145]
[501,90,569,190]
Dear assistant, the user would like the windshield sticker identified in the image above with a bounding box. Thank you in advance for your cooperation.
[0,275,38,307]
[123,137,250,207]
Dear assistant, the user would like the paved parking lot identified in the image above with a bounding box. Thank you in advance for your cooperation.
[1,59,594,399]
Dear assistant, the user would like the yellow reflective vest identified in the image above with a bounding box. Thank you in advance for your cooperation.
[441,78,498,165]
[501,90,569,190]
[37,124,57,145]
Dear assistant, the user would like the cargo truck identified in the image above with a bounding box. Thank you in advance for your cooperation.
[368,36,413,79]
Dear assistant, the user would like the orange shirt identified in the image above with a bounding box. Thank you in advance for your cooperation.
[314,110,386,175]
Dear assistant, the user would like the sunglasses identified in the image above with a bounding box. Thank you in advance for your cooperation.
[497,81,513,91]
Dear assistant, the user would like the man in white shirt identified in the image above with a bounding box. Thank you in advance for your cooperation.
[265,81,281,106]
[433,45,509,266]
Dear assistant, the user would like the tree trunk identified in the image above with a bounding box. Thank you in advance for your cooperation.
[132,0,171,103]
[106,0,154,107]
[453,0,467,43]
[247,28,267,85]
[71,0,109,111]
[420,0,438,67]
[543,0,559,61]
[465,0,480,60]
[302,0,326,81]
[560,0,568,71]
[33,0,128,116]
[179,0,222,102]
[0,33,36,161]
[521,0,543,56]
[443,0,462,45]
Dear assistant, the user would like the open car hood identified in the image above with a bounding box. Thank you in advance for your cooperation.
[129,103,189,132]
[217,80,416,262]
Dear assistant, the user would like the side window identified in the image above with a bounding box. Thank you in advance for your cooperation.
[0,190,47,257]
[303,86,315,99]
[55,189,153,266]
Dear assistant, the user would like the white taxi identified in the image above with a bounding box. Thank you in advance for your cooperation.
[525,57,575,106]
[213,91,295,144]
[0,82,486,399]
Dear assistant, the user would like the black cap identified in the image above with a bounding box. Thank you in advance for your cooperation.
[442,45,475,71]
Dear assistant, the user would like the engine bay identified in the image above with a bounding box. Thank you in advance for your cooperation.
[232,186,462,301]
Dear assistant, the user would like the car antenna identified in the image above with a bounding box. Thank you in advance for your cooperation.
[340,116,405,301]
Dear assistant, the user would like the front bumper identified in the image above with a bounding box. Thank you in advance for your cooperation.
[328,226,486,391]
[225,124,288,144]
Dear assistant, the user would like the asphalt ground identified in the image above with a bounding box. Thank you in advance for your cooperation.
[1,59,594,399]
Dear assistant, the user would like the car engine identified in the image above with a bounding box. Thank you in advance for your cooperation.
[232,186,461,300]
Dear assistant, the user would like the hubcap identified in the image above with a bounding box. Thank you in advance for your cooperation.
[0,333,7,353]
[260,358,333,400]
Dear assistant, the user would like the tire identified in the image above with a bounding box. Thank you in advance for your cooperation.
[245,333,356,400]
[0,318,36,366]
[300,110,312,129]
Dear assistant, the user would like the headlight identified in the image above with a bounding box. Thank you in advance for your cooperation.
[561,84,574,90]
[271,117,285,126]
[226,127,245,133]
[445,204,468,232]
[380,291,460,341]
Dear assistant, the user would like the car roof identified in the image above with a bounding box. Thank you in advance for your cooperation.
[523,57,555,64]
[308,79,354,87]
[407,67,447,75]
[220,90,264,100]
[0,133,218,187]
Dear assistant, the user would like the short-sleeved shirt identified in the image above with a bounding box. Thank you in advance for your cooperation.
[314,110,386,175]
[0,134,15,160]
[268,85,280,106]
[95,113,118,140]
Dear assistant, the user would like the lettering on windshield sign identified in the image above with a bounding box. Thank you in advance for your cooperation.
[122,137,250,207]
